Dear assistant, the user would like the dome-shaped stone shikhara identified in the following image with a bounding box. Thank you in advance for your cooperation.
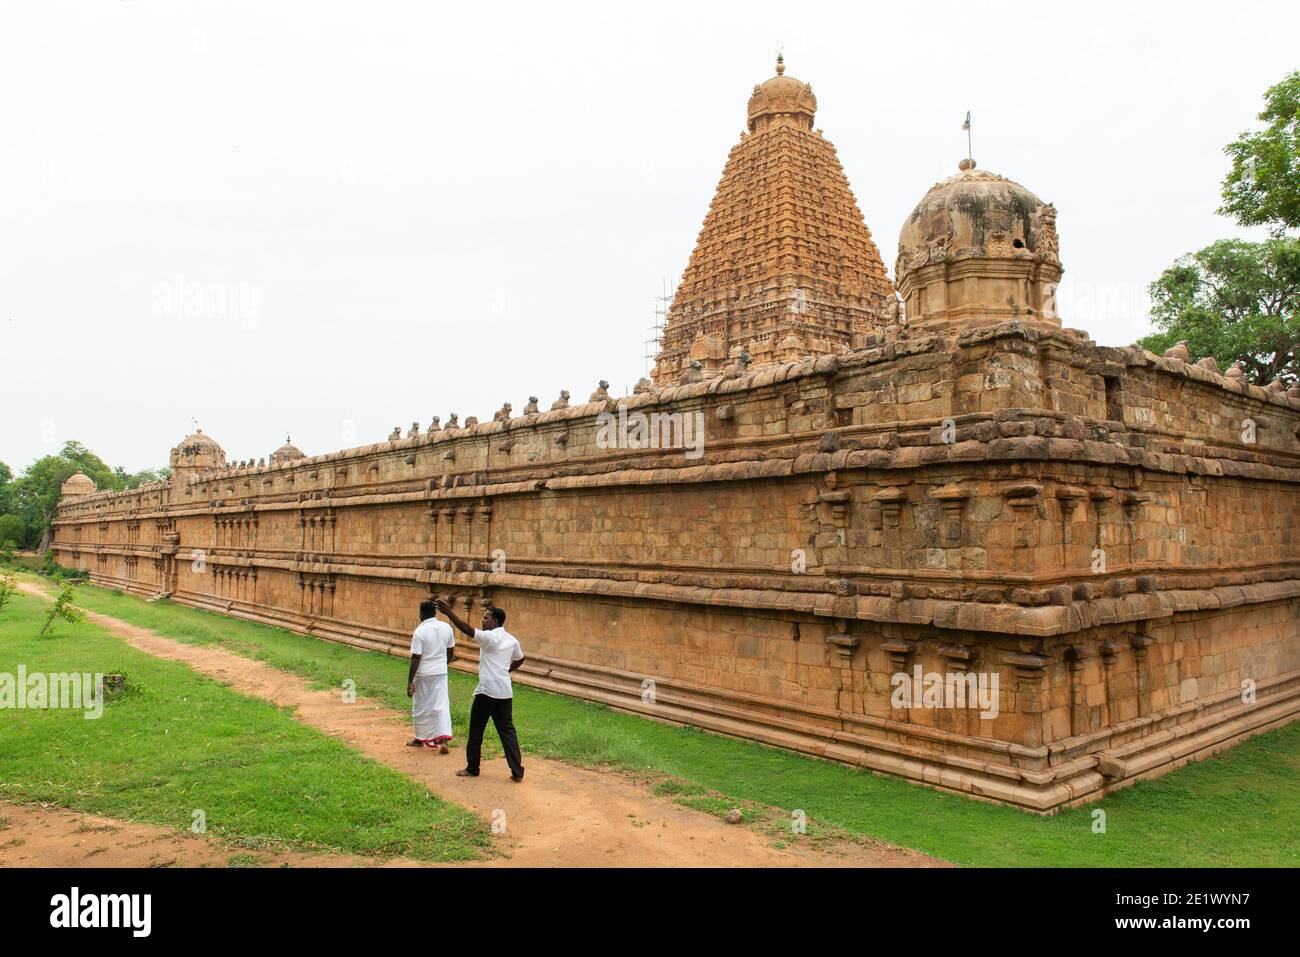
[176,430,223,455]
[746,54,817,132]
[270,436,306,466]
[895,160,1062,333]
[170,427,227,481]
[60,472,96,498]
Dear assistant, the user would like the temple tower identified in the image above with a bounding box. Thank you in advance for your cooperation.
[895,159,1063,334]
[651,56,895,384]
[59,472,96,498]
[169,428,227,485]
[270,436,306,466]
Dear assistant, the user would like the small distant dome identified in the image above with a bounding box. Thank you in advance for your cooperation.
[270,436,306,465]
[178,428,223,453]
[60,472,96,498]
[170,426,227,476]
[747,54,817,132]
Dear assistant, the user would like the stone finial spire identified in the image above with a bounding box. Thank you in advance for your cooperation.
[775,52,785,75]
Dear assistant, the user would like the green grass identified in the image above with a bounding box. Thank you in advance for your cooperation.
[30,576,1300,867]
[0,587,489,862]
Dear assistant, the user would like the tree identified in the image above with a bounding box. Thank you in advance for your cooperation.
[1140,237,1300,385]
[59,441,122,492]
[113,465,171,488]
[10,441,120,551]
[0,514,24,551]
[0,460,12,515]
[1219,71,1300,235]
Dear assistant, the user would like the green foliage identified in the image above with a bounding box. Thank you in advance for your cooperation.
[33,554,86,584]
[1139,237,1300,384]
[1146,72,1300,381]
[58,441,120,491]
[62,579,1300,867]
[1220,71,1300,234]
[0,444,169,550]
[0,516,24,553]
[0,586,488,860]
[8,453,89,550]
[0,574,15,616]
[0,536,17,567]
[113,465,172,489]
[39,584,84,636]
[0,461,12,515]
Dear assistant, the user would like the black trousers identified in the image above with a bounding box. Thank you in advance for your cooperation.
[465,693,524,778]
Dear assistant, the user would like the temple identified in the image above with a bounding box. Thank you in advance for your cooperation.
[652,55,895,384]
[52,58,1300,812]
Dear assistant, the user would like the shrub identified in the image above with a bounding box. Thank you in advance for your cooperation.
[0,574,15,616]
[0,517,23,553]
[39,584,84,636]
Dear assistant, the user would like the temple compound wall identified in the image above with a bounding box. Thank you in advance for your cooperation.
[51,323,1300,812]
[49,58,1300,812]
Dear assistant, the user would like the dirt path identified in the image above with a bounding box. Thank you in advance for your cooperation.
[0,801,421,868]
[15,582,945,867]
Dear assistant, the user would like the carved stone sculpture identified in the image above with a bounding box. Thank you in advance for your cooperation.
[681,359,705,384]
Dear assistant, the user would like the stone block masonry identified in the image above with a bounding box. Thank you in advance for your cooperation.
[52,322,1300,812]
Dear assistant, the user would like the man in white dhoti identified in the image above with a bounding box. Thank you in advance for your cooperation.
[407,599,456,752]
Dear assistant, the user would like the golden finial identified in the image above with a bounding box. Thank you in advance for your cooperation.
[775,51,785,76]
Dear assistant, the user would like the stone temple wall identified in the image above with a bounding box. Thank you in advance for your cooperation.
[51,320,1300,812]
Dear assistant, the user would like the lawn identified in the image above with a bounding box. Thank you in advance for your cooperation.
[31,575,1298,868]
[0,586,489,862]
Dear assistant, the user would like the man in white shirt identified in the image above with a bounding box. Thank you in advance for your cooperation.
[433,598,526,781]
[407,599,456,752]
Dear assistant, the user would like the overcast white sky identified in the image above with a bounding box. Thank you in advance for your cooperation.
[2,0,1296,473]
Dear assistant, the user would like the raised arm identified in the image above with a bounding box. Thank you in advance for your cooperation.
[433,598,475,637]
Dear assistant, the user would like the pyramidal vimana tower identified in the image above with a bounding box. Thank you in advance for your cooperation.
[54,58,1299,812]
[653,55,895,383]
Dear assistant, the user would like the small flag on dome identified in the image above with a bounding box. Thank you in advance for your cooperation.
[962,111,971,131]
